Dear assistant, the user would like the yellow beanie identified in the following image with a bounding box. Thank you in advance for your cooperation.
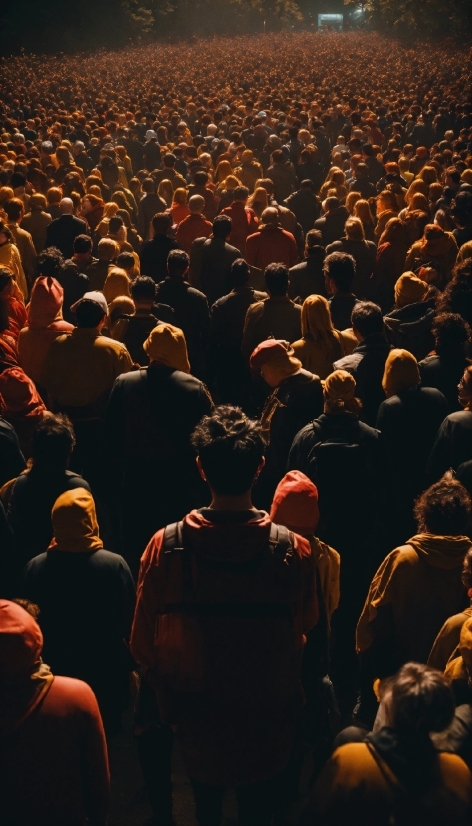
[324,369,356,402]
[382,348,420,398]
[394,272,428,309]
[143,323,190,373]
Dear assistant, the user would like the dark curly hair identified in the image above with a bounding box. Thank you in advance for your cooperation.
[36,246,65,279]
[414,477,471,536]
[436,260,472,326]
[432,312,471,356]
[191,405,264,495]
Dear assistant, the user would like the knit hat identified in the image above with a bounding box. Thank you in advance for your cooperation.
[49,488,103,553]
[0,368,46,419]
[382,348,420,398]
[270,471,320,537]
[324,369,356,402]
[394,272,428,308]
[250,339,301,387]
[143,323,190,373]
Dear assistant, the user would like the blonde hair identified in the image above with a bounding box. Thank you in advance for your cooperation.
[353,199,374,226]
[405,179,428,206]
[346,191,362,214]
[157,179,174,208]
[408,192,430,214]
[213,160,233,183]
[301,294,336,357]
[324,166,346,186]
[247,186,269,218]
[417,166,438,186]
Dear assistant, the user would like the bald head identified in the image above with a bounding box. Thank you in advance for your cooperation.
[189,194,205,215]
[60,198,74,215]
[260,207,279,226]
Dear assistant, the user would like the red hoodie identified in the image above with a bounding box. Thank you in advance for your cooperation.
[131,508,318,785]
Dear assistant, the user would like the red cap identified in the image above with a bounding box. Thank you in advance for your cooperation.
[250,339,291,369]
[270,471,320,537]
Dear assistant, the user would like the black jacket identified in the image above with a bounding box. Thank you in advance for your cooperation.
[139,235,178,283]
[45,214,88,259]
[419,353,470,413]
[155,277,210,377]
[0,418,25,488]
[334,332,392,426]
[284,190,321,235]
[427,410,472,484]
[289,250,328,302]
[313,206,349,247]
[325,237,376,299]
[210,285,266,350]
[384,300,436,362]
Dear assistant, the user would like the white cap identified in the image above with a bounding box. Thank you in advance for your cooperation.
[146,130,157,140]
[70,291,108,316]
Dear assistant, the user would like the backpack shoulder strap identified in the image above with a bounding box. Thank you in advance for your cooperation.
[268,522,295,566]
[163,521,185,554]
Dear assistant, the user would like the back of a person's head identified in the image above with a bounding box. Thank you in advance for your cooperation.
[233,186,249,202]
[212,214,232,240]
[300,179,315,191]
[433,312,471,357]
[344,217,365,241]
[167,249,189,277]
[191,405,264,495]
[152,212,173,235]
[142,177,156,194]
[414,477,471,536]
[230,258,250,287]
[352,301,383,338]
[108,216,123,235]
[75,300,106,329]
[265,262,289,296]
[383,663,454,738]
[97,237,118,261]
[3,198,23,222]
[194,170,208,186]
[189,194,205,214]
[32,413,75,470]
[73,234,92,255]
[306,229,324,251]
[131,275,156,302]
[271,149,285,164]
[36,247,64,279]
[323,251,356,293]
[116,251,135,271]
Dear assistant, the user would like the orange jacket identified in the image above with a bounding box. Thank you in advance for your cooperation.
[245,226,299,271]
[175,214,212,253]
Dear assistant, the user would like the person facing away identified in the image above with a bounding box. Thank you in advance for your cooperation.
[139,212,178,284]
[357,477,472,719]
[292,294,356,380]
[419,312,472,413]
[111,275,174,365]
[175,194,213,254]
[324,251,359,332]
[326,217,377,299]
[105,322,213,574]
[45,197,88,260]
[196,214,241,306]
[250,338,324,509]
[288,229,327,303]
[428,546,472,672]
[209,257,266,407]
[305,663,472,826]
[241,263,302,361]
[0,599,110,826]
[220,186,259,255]
[334,300,392,426]
[23,487,135,735]
[427,365,472,483]
[155,249,210,379]
[245,207,298,272]
[377,348,449,546]
[130,405,318,826]
[7,413,90,570]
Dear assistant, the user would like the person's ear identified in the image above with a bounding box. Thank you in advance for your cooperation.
[196,456,207,482]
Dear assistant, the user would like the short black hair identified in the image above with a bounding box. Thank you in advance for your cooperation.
[32,414,75,469]
[265,262,288,296]
[433,312,470,356]
[131,275,156,301]
[116,251,135,270]
[75,300,106,328]
[194,170,208,186]
[351,301,383,337]
[231,258,250,287]
[323,251,356,293]
[414,477,471,536]
[191,405,264,495]
[167,249,189,276]
[300,179,315,190]
[36,247,64,279]
[108,216,123,234]
[233,186,249,201]
[73,235,92,255]
[212,214,232,239]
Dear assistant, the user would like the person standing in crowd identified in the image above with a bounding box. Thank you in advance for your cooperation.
[139,213,178,283]
[292,294,356,379]
[195,215,241,306]
[241,263,302,360]
[105,322,213,573]
[427,366,472,482]
[45,198,88,259]
[131,406,318,826]
[245,208,298,272]
[0,599,110,826]
[419,313,472,412]
[288,229,327,302]
[220,186,259,255]
[23,487,135,735]
[323,252,359,332]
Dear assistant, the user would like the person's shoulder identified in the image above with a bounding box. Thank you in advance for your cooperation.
[47,675,102,715]
[246,299,265,316]
[444,410,472,425]
[333,352,362,372]
[95,334,129,353]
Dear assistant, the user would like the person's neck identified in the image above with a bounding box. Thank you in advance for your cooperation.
[135,302,153,312]
[208,491,255,511]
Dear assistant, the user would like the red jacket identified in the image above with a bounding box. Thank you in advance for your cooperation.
[0,675,109,826]
[131,508,318,785]
[245,226,299,272]
[221,201,259,255]
[175,213,212,253]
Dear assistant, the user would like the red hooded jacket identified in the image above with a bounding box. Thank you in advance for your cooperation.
[131,508,318,785]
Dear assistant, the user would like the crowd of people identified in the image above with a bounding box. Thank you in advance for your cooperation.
[1,30,472,826]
